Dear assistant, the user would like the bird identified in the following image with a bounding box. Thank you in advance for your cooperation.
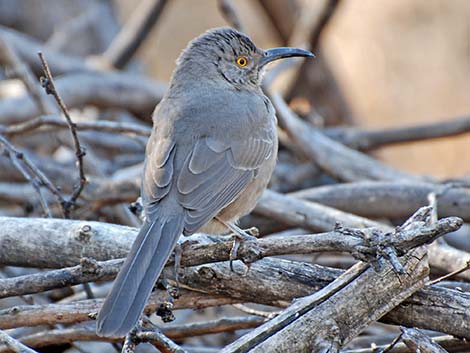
[96,27,313,337]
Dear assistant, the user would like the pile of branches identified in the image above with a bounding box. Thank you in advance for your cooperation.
[0,1,469,352]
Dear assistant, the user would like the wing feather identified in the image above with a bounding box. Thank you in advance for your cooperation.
[144,132,274,235]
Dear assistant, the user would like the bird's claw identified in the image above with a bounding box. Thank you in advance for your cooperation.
[229,231,261,275]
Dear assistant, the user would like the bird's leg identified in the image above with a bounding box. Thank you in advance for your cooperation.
[217,219,261,274]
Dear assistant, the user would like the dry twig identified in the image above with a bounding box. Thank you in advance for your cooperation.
[38,52,87,216]
[0,115,150,138]
[0,134,65,215]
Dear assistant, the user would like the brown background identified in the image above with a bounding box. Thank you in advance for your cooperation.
[117,0,470,178]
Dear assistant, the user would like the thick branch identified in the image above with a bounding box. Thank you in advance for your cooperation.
[222,248,429,352]
[325,115,470,151]
[0,290,235,330]
[0,72,167,124]
[0,217,467,338]
[1,214,460,272]
[38,52,87,215]
[291,181,470,221]
[270,92,420,182]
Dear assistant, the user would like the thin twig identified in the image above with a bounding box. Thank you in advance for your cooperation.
[345,335,470,353]
[380,331,404,353]
[38,52,87,217]
[427,260,470,285]
[232,304,278,319]
[0,134,65,214]
[3,149,52,217]
[0,115,151,137]
[137,330,187,353]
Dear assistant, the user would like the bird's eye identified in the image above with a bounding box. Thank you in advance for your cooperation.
[236,56,248,67]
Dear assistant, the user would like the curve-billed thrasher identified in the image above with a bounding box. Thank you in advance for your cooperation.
[96,27,313,337]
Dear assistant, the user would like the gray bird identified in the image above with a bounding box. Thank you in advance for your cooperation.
[96,27,313,337]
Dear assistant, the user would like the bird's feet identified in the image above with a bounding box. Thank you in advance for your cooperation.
[223,223,262,275]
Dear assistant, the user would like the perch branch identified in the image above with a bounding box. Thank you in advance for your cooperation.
[0,216,466,338]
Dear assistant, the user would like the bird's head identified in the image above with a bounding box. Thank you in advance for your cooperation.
[173,27,314,90]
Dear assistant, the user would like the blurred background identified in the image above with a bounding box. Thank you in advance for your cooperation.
[120,0,470,178]
[0,0,470,352]
[2,0,468,178]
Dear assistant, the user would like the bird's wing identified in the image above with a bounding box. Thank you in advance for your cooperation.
[176,135,274,234]
[142,131,274,234]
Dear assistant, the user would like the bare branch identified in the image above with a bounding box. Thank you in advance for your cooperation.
[401,327,448,353]
[344,335,470,353]
[0,290,235,330]
[270,92,420,182]
[291,181,470,221]
[0,115,151,138]
[0,330,37,353]
[0,72,167,124]
[0,216,466,338]
[428,260,470,285]
[325,115,470,151]
[137,330,186,353]
[222,248,429,352]
[103,0,169,69]
[309,0,342,50]
[38,52,87,216]
[1,317,264,352]
[0,135,65,214]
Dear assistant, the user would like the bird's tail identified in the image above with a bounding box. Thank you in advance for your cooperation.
[96,214,184,337]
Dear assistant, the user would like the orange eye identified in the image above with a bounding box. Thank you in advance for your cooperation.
[236,56,248,67]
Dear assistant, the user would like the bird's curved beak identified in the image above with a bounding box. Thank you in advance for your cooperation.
[259,47,315,67]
